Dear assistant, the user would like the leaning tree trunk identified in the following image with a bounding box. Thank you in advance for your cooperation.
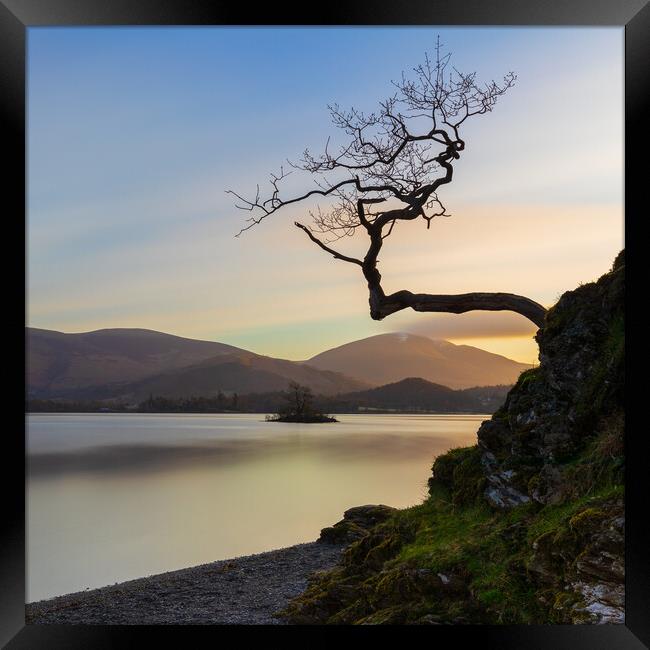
[369,286,547,328]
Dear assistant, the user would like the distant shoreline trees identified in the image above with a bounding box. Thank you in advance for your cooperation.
[25,381,512,415]
[138,392,240,413]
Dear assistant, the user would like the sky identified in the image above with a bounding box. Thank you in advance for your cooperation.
[27,27,624,364]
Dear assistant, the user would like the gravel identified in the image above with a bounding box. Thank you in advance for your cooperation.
[25,542,344,624]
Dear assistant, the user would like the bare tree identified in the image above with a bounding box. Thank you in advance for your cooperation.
[228,40,547,328]
[283,381,314,418]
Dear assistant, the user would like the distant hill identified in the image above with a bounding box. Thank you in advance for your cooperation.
[306,333,531,389]
[328,378,511,413]
[26,328,368,400]
[27,328,244,398]
[343,377,459,411]
[80,352,369,402]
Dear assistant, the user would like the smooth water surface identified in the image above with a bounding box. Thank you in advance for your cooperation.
[27,412,486,601]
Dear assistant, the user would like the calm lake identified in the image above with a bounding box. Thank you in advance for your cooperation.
[26,412,486,602]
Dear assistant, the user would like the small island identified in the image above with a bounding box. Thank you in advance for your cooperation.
[266,381,338,423]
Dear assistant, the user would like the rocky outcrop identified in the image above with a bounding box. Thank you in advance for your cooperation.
[282,252,625,626]
[477,250,624,508]
[476,250,625,624]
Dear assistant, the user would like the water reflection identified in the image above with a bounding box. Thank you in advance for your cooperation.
[28,432,468,477]
[26,413,484,602]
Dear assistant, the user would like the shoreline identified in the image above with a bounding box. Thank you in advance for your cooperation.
[26,541,344,625]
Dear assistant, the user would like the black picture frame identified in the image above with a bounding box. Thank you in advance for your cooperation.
[3,1,648,647]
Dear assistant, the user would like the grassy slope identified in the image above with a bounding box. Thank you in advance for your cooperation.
[283,442,622,624]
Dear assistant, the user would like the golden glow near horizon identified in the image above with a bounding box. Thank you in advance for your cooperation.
[447,337,539,366]
[28,201,621,364]
[27,28,623,364]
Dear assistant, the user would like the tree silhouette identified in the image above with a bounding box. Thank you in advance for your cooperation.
[281,381,315,418]
[228,39,546,328]
[266,381,336,422]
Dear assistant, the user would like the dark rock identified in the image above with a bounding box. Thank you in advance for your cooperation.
[318,520,368,545]
[476,252,624,508]
[343,523,409,572]
[527,498,625,624]
[343,504,397,527]
[318,504,397,545]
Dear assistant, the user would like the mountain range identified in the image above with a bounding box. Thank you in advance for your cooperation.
[26,327,531,402]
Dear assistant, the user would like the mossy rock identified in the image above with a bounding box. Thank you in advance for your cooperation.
[370,567,426,608]
[527,528,576,584]
[450,446,486,507]
[527,474,541,495]
[319,520,369,544]
[569,507,607,535]
[351,530,406,572]
[319,504,398,545]
[475,419,512,459]
[343,504,397,527]
[356,606,409,625]
[279,566,358,624]
[429,446,472,490]
[515,367,542,390]
[428,444,486,506]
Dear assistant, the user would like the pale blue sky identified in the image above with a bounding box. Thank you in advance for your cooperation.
[27,27,623,362]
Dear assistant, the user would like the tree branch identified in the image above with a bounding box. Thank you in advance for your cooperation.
[369,288,547,328]
[294,222,363,266]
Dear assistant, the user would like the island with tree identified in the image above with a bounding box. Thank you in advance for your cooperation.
[265,381,338,423]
